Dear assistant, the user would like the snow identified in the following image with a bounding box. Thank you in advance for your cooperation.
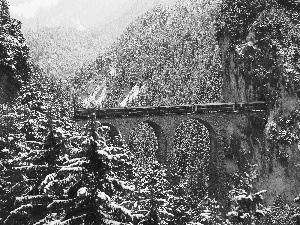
[255,209,266,216]
[227,211,238,217]
[60,214,86,225]
[16,195,52,201]
[240,213,250,219]
[97,191,111,201]
[49,220,62,225]
[14,165,49,170]
[200,212,211,220]
[9,204,33,214]
[97,149,112,159]
[66,159,89,167]
[77,187,89,197]
[1,148,9,153]
[103,219,122,225]
[254,190,267,195]
[59,166,86,172]
[110,202,131,215]
[160,209,174,217]
[40,173,56,187]
[234,194,252,201]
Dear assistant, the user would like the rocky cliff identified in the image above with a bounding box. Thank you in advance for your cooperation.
[217,0,300,204]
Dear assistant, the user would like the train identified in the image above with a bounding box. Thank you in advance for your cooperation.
[74,101,268,120]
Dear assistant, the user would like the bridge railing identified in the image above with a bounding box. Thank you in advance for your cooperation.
[74,101,268,120]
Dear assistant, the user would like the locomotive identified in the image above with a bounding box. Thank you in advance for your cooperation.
[74,101,267,120]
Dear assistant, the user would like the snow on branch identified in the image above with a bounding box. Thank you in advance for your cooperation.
[15,195,54,206]
[60,214,87,225]
[109,202,132,218]
[97,190,111,202]
[48,198,84,211]
[14,165,49,171]
[59,166,87,172]
[40,173,57,187]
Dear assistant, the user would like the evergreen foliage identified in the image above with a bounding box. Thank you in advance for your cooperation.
[73,0,223,107]
[0,0,31,102]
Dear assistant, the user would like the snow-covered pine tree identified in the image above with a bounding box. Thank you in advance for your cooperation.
[0,103,25,223]
[128,160,173,225]
[3,107,70,224]
[123,129,174,225]
[0,0,31,103]
[33,113,134,224]
[226,168,268,225]
[2,70,76,224]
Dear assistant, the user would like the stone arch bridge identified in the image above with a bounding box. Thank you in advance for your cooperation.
[75,103,268,202]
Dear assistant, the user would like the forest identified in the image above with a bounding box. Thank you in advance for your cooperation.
[0,0,300,224]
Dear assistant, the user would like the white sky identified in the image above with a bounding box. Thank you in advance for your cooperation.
[10,0,63,18]
[8,0,177,30]
[9,0,133,19]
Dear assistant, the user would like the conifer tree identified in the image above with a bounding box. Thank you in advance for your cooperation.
[0,0,31,102]
[23,114,134,224]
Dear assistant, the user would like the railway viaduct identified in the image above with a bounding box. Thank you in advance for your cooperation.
[76,109,268,202]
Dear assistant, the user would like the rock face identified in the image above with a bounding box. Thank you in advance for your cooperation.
[218,1,300,205]
[220,36,255,102]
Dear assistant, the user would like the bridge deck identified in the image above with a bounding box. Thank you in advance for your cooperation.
[74,101,268,120]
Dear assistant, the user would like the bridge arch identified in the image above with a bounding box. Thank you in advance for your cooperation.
[143,120,167,163]
[100,123,123,147]
[172,117,220,199]
[128,120,167,164]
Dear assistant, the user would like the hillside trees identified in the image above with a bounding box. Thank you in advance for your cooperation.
[73,0,223,107]
[0,0,31,103]
[24,27,104,82]
[0,67,75,224]
[108,0,223,106]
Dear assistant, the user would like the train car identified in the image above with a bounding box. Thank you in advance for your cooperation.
[146,106,160,115]
[74,108,87,120]
[236,101,267,111]
[157,105,171,115]
[126,106,158,116]
[158,105,193,115]
[194,103,235,113]
[96,107,126,118]
[171,105,194,114]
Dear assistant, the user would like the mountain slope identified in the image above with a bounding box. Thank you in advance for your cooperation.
[74,0,223,107]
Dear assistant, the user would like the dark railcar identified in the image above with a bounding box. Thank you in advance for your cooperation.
[194,103,235,113]
[74,108,91,120]
[96,107,126,118]
[236,101,268,111]
[158,105,193,115]
[157,105,171,115]
[74,108,86,120]
[126,106,158,116]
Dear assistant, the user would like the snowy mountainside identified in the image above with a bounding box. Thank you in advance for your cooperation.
[74,0,223,108]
